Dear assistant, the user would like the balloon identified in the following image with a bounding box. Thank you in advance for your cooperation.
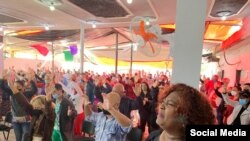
[69,45,78,55]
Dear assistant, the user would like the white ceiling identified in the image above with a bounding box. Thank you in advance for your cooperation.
[1,0,249,29]
[1,0,250,61]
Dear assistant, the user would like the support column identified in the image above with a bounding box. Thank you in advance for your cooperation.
[130,43,133,76]
[171,0,207,88]
[80,21,85,73]
[115,32,118,76]
[0,35,3,77]
[51,42,54,73]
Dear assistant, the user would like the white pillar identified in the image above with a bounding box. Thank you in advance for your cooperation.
[51,42,55,73]
[0,35,4,77]
[130,43,133,76]
[80,21,85,73]
[171,0,207,88]
[115,32,118,76]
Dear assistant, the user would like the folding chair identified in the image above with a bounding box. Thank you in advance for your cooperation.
[80,120,95,141]
[0,112,13,140]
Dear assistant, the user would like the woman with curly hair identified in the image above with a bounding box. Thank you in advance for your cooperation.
[146,83,216,141]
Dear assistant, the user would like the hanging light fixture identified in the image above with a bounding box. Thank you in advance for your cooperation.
[216,11,231,21]
[49,2,55,11]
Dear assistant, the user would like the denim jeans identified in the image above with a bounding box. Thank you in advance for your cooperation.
[12,122,30,141]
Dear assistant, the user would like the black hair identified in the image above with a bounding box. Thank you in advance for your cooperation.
[55,83,63,90]
[244,83,250,87]
[130,77,135,82]
[236,86,242,91]
[240,89,250,98]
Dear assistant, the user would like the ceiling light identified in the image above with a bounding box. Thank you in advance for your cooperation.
[133,43,138,51]
[92,23,96,28]
[44,24,50,30]
[127,0,133,4]
[86,20,100,28]
[221,16,227,21]
[216,10,232,17]
[143,16,156,25]
[49,5,55,11]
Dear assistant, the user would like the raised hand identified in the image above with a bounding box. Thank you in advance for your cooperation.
[67,106,73,116]
[7,74,18,94]
[102,93,111,111]
[45,85,54,101]
[82,94,91,106]
[97,102,103,110]
[133,83,142,97]
[152,80,159,88]
[94,78,100,86]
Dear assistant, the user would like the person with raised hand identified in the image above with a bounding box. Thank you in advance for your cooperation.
[84,92,132,141]
[51,83,77,141]
[221,83,250,125]
[0,69,12,121]
[7,72,31,141]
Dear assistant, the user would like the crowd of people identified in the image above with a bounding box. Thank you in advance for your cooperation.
[0,67,249,141]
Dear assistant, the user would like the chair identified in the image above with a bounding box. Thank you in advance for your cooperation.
[80,120,95,141]
[127,127,143,141]
[0,112,13,140]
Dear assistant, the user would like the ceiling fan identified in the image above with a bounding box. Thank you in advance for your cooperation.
[129,16,162,57]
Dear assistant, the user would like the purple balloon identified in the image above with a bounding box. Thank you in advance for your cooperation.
[69,45,78,55]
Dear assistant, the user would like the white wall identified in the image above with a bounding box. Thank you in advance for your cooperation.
[218,36,250,86]
[4,58,60,71]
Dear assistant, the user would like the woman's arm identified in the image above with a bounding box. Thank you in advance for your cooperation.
[221,93,238,107]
